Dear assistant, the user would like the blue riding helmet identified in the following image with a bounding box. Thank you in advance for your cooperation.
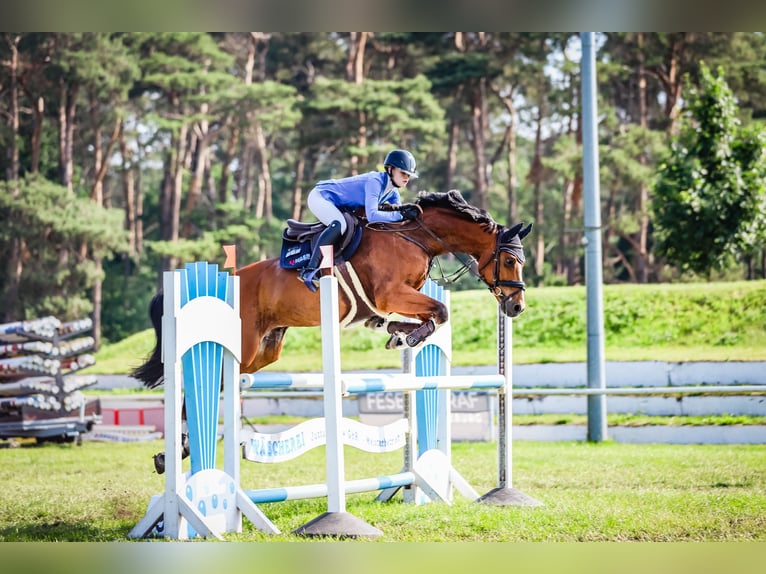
[384,149,418,178]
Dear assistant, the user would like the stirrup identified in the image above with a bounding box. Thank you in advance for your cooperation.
[299,267,321,292]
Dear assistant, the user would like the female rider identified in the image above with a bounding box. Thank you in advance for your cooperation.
[298,149,422,290]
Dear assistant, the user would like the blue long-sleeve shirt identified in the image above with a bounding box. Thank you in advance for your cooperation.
[315,171,404,224]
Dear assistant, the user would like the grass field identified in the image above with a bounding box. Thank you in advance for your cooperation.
[0,439,763,542]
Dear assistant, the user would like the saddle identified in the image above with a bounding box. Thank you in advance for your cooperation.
[279,212,364,269]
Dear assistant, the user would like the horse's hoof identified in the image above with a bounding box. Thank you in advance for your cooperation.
[385,334,406,350]
[181,433,190,458]
[364,316,387,331]
[153,452,165,474]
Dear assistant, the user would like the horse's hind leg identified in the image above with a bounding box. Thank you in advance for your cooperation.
[249,327,288,372]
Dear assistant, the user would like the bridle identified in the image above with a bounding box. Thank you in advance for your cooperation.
[473,229,526,306]
[384,219,526,305]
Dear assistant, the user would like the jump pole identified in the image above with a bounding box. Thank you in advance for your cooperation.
[291,272,383,538]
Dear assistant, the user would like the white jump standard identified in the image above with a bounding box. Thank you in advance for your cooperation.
[129,262,279,540]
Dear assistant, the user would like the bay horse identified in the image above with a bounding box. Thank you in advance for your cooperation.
[131,190,531,389]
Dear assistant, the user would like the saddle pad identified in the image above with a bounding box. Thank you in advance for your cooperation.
[280,237,312,269]
[279,213,363,270]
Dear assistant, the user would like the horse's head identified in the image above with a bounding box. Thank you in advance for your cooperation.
[413,190,532,318]
[474,222,532,318]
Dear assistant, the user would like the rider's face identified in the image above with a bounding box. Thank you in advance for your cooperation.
[391,167,411,187]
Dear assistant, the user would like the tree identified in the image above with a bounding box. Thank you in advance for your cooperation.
[652,63,766,276]
[0,176,127,320]
[304,74,445,179]
[132,32,235,271]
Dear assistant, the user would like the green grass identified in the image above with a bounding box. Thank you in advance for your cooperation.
[0,440,763,542]
[92,280,766,374]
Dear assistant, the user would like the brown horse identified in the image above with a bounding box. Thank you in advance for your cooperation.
[132,190,531,388]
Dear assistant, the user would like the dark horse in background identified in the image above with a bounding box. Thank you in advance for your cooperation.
[131,190,532,390]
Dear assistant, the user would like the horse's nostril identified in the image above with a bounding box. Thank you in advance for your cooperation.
[514,304,523,314]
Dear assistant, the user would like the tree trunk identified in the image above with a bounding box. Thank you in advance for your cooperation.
[88,94,104,346]
[160,121,188,271]
[635,32,651,283]
[497,94,518,225]
[135,153,145,257]
[219,125,239,204]
[58,81,67,185]
[184,125,210,233]
[29,96,43,174]
[248,33,275,220]
[183,65,213,234]
[650,33,691,136]
[90,95,103,205]
[445,85,463,191]
[291,153,307,221]
[530,105,545,284]
[253,122,273,220]
[172,124,189,247]
[240,143,255,210]
[3,35,22,321]
[558,178,574,278]
[469,81,489,211]
[120,128,137,256]
[346,32,369,175]
[63,84,78,193]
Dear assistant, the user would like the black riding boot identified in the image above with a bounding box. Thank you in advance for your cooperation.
[298,220,343,291]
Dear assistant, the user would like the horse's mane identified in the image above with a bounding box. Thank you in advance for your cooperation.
[416,190,498,232]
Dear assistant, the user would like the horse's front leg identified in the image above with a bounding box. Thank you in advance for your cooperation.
[379,320,418,350]
[376,289,449,349]
[364,315,388,332]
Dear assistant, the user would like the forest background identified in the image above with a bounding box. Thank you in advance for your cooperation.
[1,32,765,347]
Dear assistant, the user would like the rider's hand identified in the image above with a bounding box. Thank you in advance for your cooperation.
[399,203,422,221]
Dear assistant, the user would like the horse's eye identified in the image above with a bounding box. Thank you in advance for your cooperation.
[505,257,515,266]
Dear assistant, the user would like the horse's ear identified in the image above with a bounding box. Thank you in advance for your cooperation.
[506,222,523,237]
[519,223,533,239]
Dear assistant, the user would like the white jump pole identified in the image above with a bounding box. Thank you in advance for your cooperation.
[291,271,383,538]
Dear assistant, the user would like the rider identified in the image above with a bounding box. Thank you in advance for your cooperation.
[298,149,422,290]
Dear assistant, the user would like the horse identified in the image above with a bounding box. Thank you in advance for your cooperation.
[131,189,532,389]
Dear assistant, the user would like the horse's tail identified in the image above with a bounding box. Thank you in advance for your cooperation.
[130,292,165,389]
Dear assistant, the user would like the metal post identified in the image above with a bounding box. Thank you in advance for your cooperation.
[581,32,607,442]
[477,307,541,506]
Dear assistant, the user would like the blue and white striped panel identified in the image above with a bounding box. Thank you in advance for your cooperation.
[415,279,447,456]
[179,261,232,474]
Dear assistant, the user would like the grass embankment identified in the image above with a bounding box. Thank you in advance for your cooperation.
[0,440,764,542]
[93,280,766,373]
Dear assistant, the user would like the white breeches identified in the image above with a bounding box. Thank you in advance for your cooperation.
[307,188,347,233]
